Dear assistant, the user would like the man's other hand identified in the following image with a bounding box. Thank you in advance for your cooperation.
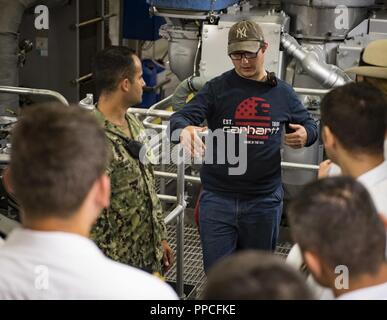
[284,124,307,149]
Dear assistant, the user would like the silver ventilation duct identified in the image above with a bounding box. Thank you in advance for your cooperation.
[281,33,352,88]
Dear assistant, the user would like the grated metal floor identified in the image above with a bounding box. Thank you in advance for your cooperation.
[165,224,293,299]
[165,225,206,299]
[275,241,293,258]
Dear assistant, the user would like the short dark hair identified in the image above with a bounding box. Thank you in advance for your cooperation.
[10,104,109,218]
[288,177,385,277]
[202,250,313,300]
[320,82,386,155]
[93,46,136,96]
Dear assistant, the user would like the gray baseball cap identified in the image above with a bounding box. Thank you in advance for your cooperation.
[228,20,265,55]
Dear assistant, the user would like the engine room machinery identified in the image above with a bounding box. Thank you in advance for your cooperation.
[146,0,387,196]
[0,0,386,299]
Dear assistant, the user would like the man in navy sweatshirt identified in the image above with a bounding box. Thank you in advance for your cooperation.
[169,20,318,273]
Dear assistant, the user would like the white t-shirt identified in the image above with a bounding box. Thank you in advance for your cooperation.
[357,160,387,217]
[337,282,387,300]
[328,160,387,217]
[287,161,387,300]
[0,228,178,300]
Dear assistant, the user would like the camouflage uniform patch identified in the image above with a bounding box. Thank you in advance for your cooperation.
[91,109,167,273]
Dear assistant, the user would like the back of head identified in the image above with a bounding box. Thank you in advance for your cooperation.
[202,250,312,300]
[321,82,386,155]
[10,104,109,219]
[93,46,136,96]
[288,177,386,277]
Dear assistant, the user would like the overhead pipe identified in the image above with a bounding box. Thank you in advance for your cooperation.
[171,75,207,111]
[281,33,352,88]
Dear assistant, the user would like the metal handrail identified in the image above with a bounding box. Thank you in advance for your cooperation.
[146,94,173,112]
[0,85,69,106]
[144,122,167,130]
[129,107,173,118]
[175,145,185,298]
[281,161,320,171]
[164,204,184,225]
[294,87,330,96]
[160,144,186,299]
[143,95,173,130]
[155,171,201,184]
[154,161,318,189]
[157,194,177,203]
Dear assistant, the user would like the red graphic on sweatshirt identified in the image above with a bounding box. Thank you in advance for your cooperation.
[234,97,272,140]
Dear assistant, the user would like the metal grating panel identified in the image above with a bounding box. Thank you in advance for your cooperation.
[165,225,206,299]
[275,241,293,259]
[165,224,293,299]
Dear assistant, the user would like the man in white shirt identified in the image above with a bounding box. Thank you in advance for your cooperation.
[318,82,387,216]
[0,104,177,300]
[288,177,387,300]
[318,39,387,208]
[288,82,387,299]
[287,76,387,300]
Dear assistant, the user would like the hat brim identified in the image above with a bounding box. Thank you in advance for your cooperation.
[228,41,260,55]
[345,66,387,80]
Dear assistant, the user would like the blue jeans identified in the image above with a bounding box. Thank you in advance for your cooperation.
[199,185,283,273]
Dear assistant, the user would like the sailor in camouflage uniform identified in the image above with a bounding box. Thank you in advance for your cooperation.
[91,46,173,273]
